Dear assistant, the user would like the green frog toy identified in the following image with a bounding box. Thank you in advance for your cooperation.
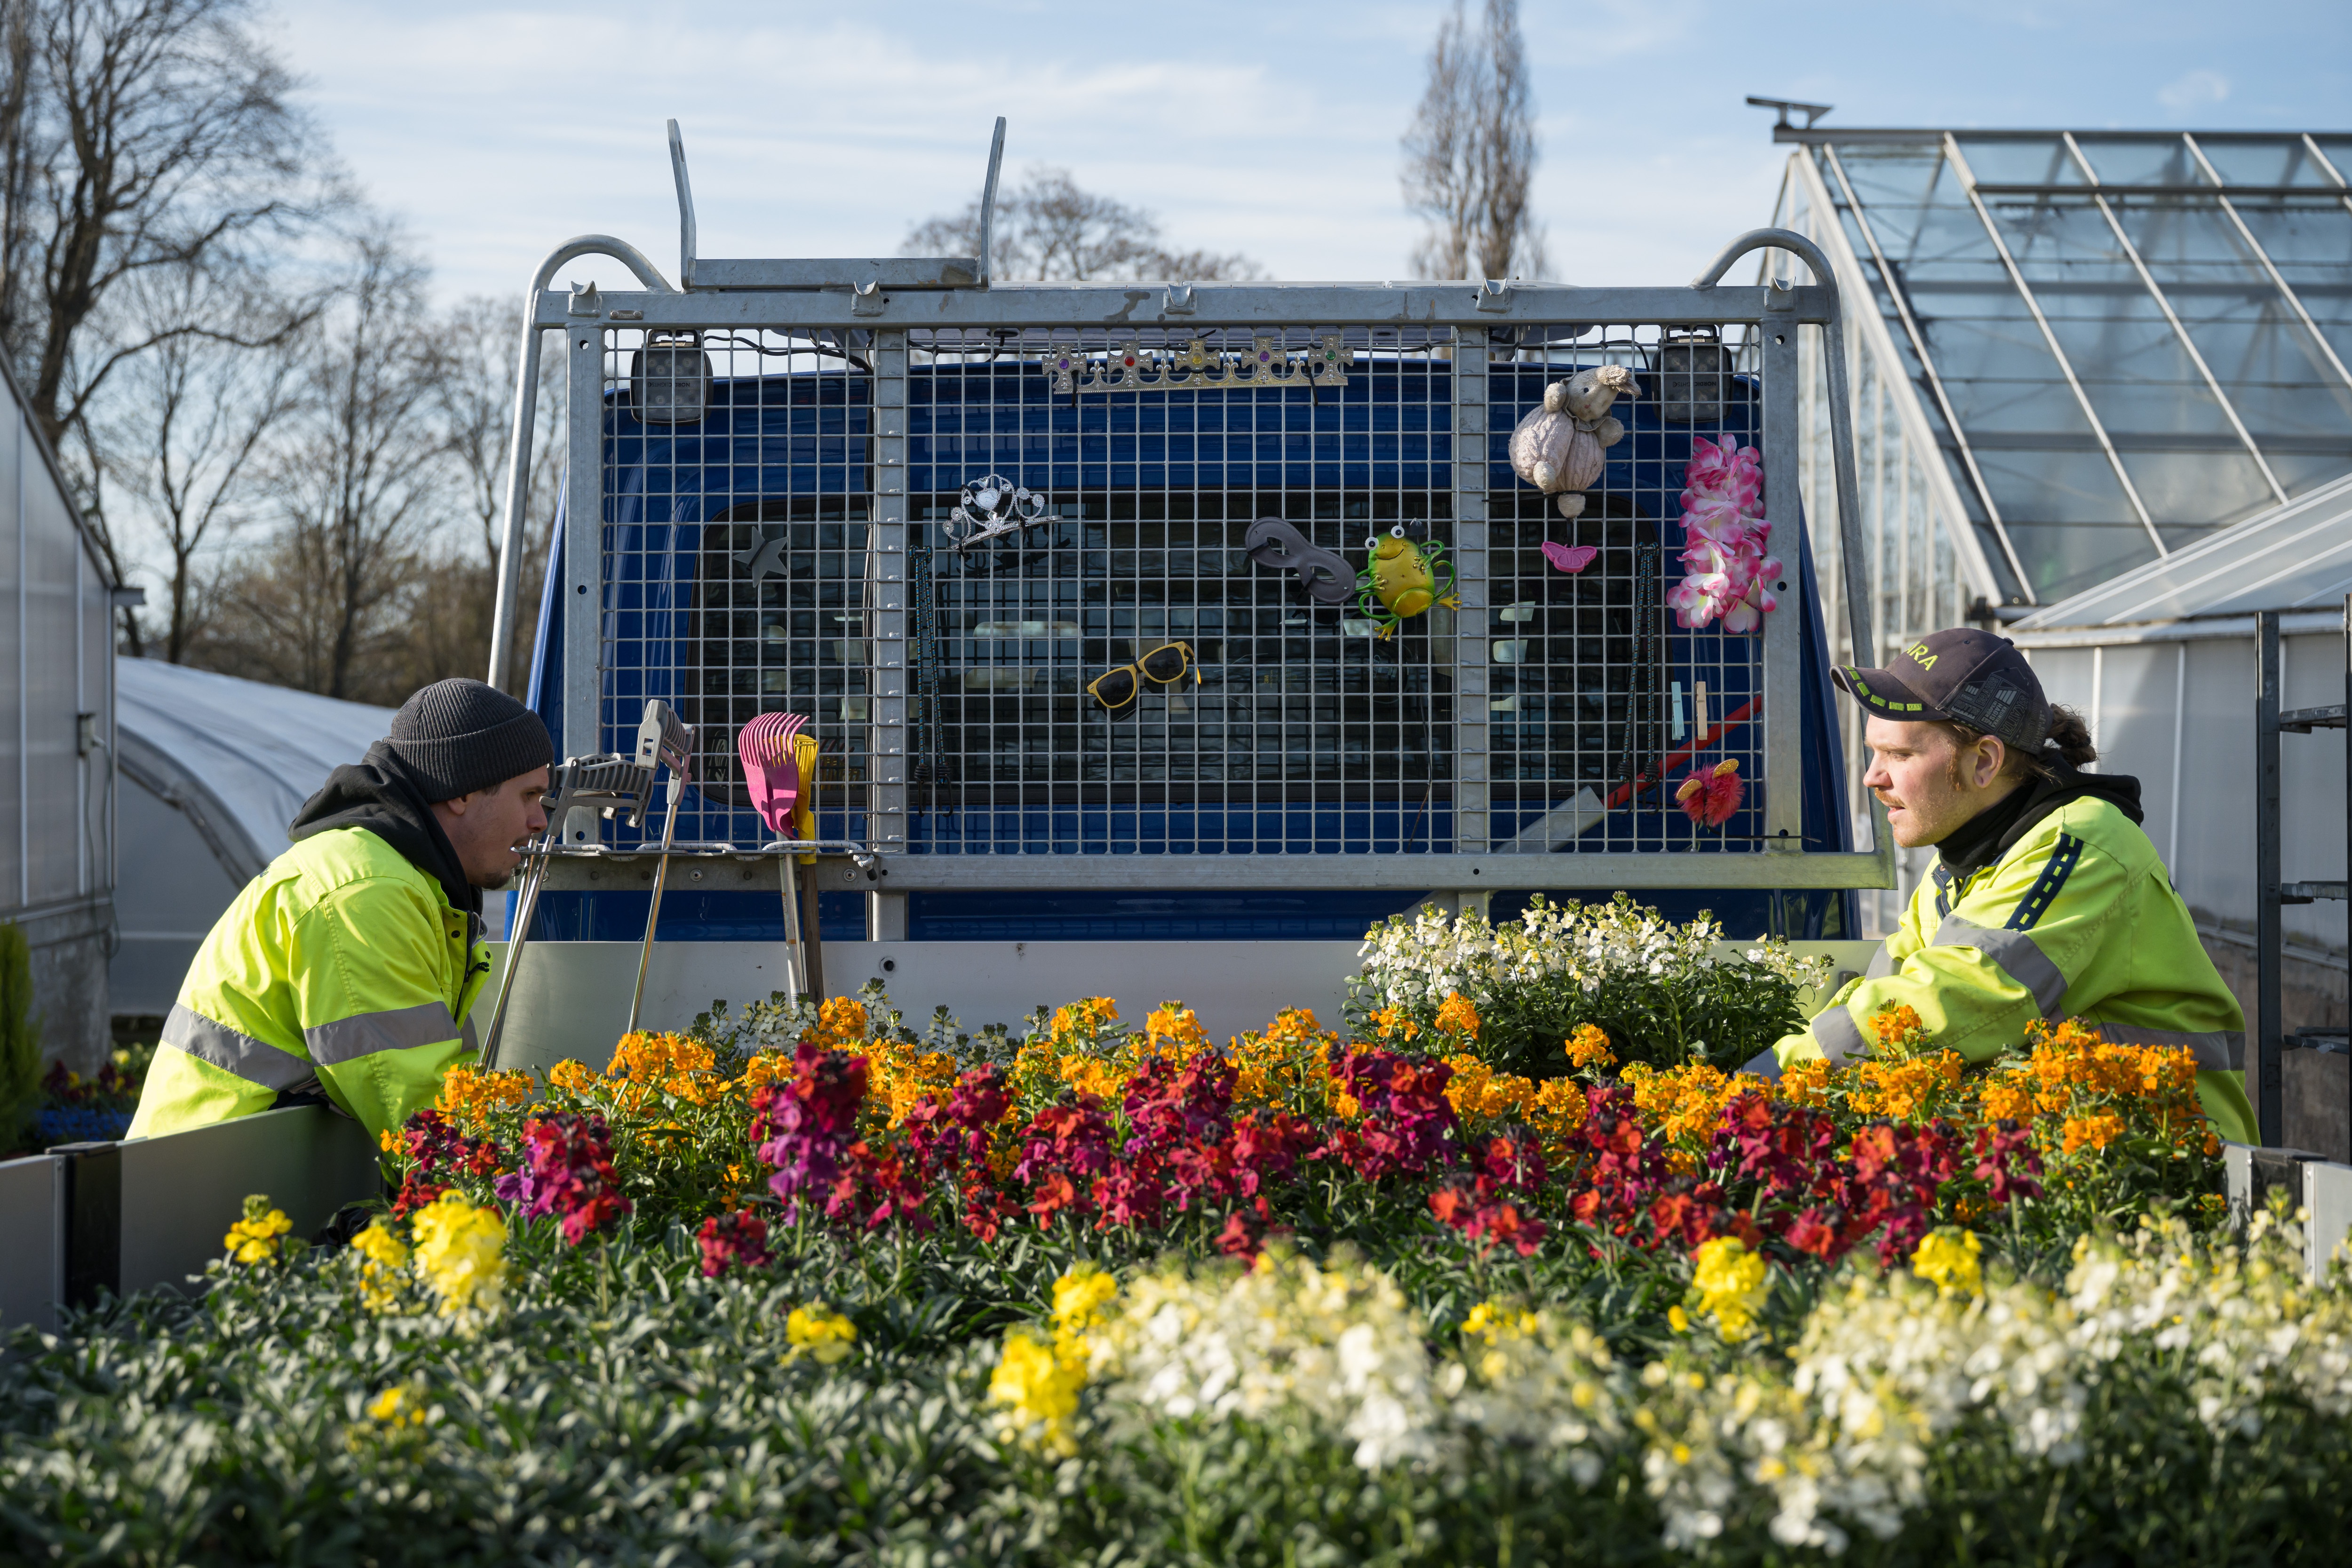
[1356,525,1459,639]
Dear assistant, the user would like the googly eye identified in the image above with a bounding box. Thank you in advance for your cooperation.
[1364,536,1378,551]
[1390,525,1406,538]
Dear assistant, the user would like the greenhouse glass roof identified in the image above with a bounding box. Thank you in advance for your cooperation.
[1772,125,2352,606]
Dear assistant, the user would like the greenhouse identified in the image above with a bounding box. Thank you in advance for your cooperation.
[1762,122,2352,925]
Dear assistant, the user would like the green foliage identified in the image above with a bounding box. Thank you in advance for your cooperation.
[1348,894,1828,1074]
[0,921,41,1146]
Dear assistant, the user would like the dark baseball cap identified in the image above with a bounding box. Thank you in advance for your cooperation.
[1833,629,2050,754]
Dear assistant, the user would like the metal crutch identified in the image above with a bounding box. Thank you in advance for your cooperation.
[627,700,696,1035]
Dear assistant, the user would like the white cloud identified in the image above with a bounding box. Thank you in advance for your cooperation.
[2157,68,2231,111]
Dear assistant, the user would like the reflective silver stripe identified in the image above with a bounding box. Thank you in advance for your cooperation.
[1815,1003,1867,1064]
[1933,915,2068,1018]
[303,999,463,1066]
[1740,1047,1784,1080]
[1865,943,1896,980]
[2092,1024,2245,1071]
[460,1012,481,1056]
[161,1003,314,1091]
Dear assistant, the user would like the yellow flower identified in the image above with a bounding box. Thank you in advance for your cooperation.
[1144,1003,1211,1059]
[785,1304,858,1364]
[408,1192,508,1317]
[1461,1298,1539,1343]
[1668,1305,1690,1333]
[1051,1262,1119,1337]
[1049,996,1118,1044]
[351,1218,411,1313]
[1911,1227,1983,1298]
[988,1327,1088,1451]
[366,1385,426,1426]
[1690,1235,1770,1342]
[223,1194,293,1266]
[1565,1024,1616,1071]
[1433,991,1481,1043]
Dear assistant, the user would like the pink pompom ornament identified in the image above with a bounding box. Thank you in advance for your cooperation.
[1675,758,1745,828]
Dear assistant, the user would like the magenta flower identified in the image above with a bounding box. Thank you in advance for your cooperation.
[493,1111,632,1244]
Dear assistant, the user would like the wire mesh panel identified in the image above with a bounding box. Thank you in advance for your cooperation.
[1483,323,1773,854]
[553,285,1841,886]
[904,324,1454,856]
[595,326,873,849]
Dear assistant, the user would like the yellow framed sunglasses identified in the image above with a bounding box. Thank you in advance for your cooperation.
[1087,641,1200,710]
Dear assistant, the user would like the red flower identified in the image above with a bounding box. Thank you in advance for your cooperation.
[696,1208,773,1277]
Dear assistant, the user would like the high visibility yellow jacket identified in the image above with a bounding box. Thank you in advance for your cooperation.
[1772,790,2257,1145]
[129,826,490,1145]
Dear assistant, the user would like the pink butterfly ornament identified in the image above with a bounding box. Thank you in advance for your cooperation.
[1542,541,1597,575]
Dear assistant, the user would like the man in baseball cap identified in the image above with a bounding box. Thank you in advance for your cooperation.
[132,679,554,1145]
[1750,629,2255,1145]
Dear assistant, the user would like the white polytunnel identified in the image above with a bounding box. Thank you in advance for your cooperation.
[109,659,393,1018]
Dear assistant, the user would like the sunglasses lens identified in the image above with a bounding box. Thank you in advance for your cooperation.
[1093,670,1136,708]
[1139,645,1189,683]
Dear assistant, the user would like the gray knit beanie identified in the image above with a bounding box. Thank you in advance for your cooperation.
[382,679,555,802]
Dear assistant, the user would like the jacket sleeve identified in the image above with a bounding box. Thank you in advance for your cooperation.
[289,876,476,1144]
[1774,831,2127,1067]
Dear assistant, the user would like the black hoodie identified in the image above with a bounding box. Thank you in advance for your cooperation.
[1935,752,2146,880]
[287,740,482,920]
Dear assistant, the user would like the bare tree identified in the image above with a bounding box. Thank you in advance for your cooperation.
[427,294,563,689]
[1402,0,1546,281]
[207,230,448,702]
[904,166,1262,282]
[84,263,312,661]
[0,0,335,647]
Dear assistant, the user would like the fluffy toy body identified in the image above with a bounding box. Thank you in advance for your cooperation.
[1507,366,1639,519]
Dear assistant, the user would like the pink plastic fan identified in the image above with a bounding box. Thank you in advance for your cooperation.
[738,712,809,836]
[1542,541,1598,574]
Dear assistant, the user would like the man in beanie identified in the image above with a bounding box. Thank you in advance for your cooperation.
[131,679,553,1145]
[1748,629,2256,1145]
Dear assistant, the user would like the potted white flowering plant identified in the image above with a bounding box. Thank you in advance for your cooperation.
[1346,894,1829,1075]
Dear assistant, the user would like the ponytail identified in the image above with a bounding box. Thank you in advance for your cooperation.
[2042,705,2097,770]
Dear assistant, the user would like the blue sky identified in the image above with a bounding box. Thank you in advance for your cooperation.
[272,0,2352,304]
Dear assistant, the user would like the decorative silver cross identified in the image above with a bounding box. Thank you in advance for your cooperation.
[943,474,1050,552]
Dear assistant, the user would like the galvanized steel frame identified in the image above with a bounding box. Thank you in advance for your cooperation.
[495,234,1893,893]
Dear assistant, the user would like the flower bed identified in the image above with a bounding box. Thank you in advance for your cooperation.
[3,907,2347,1564]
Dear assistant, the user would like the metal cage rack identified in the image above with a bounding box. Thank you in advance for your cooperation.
[493,155,1885,900]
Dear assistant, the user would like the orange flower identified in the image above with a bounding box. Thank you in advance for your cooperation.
[1776,1059,1831,1107]
[436,1064,536,1129]
[547,1059,599,1095]
[1443,1053,1536,1122]
[1849,1051,1962,1121]
[1868,1003,1930,1057]
[1979,1081,2035,1123]
[812,996,869,1050]
[1433,992,1481,1043]
[2062,1113,2125,1154]
[1367,1005,1421,1043]
[1565,1025,1616,1071]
